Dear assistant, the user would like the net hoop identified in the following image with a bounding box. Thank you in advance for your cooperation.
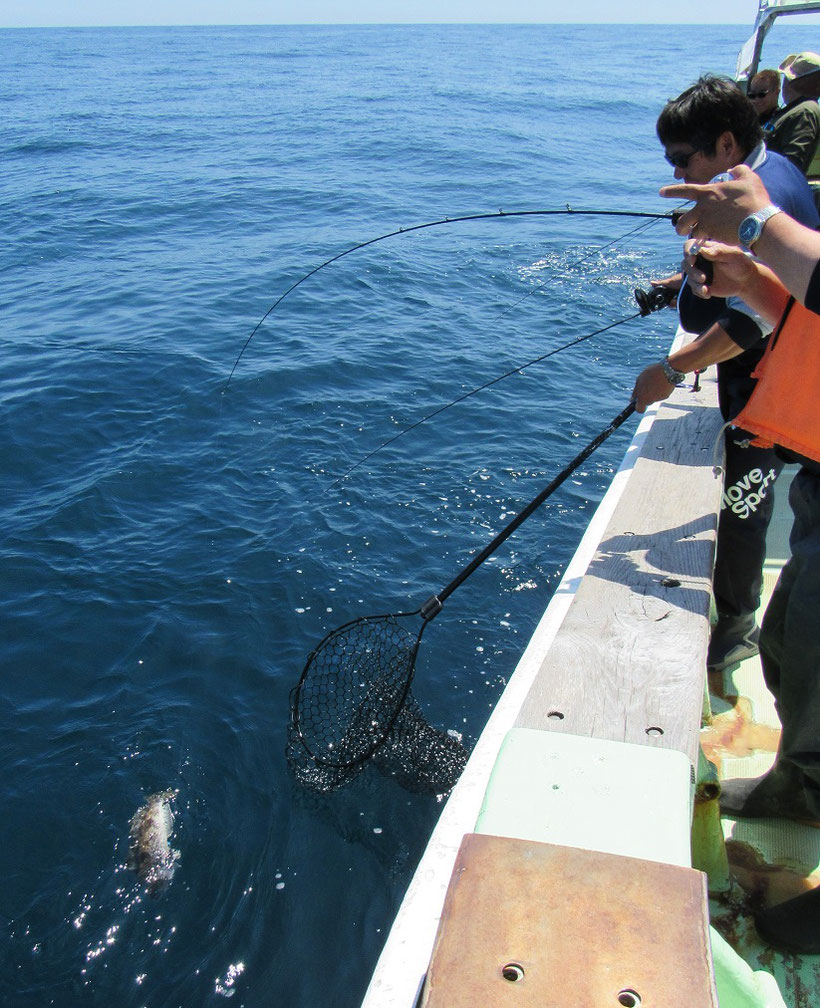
[289,609,426,770]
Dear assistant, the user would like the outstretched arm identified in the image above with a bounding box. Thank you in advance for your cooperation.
[660,165,820,306]
[632,239,794,413]
[631,322,744,413]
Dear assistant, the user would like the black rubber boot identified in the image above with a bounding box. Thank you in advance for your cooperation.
[707,611,760,671]
[754,887,820,954]
[719,762,820,825]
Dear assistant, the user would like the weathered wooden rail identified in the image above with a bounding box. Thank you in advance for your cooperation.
[517,389,724,764]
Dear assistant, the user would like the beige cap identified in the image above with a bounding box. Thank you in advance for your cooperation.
[780,51,820,80]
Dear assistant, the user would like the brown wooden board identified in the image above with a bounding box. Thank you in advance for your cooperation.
[420,832,719,1008]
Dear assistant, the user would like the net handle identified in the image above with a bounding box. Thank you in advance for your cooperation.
[422,400,637,618]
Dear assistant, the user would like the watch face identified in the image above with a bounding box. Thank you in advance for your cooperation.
[739,215,759,246]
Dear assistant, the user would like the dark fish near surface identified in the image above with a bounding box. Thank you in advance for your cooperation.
[128,789,180,895]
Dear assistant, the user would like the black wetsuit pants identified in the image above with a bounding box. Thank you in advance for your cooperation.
[760,466,820,818]
[713,429,785,619]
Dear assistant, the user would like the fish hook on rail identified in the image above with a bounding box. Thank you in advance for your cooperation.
[222,206,674,392]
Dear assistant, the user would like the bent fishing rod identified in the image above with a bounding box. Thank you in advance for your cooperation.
[224,206,675,391]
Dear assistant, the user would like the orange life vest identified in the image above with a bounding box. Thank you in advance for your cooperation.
[733,296,820,464]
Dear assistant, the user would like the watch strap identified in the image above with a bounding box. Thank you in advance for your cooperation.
[739,204,783,248]
[660,356,686,386]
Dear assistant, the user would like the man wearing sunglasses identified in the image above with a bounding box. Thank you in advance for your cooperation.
[652,75,818,678]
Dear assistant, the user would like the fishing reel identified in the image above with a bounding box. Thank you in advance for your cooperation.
[634,284,676,317]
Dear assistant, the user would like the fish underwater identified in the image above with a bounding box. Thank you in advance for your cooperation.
[127,789,180,895]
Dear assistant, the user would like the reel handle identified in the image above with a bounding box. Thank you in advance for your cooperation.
[693,252,714,286]
[634,285,676,317]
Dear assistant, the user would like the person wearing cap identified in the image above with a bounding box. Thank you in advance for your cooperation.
[633,164,820,954]
[765,52,820,176]
[653,75,819,675]
[748,69,781,128]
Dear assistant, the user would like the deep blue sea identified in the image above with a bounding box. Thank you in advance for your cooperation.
[2,20,812,1008]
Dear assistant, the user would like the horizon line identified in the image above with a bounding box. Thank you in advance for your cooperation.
[0,20,764,29]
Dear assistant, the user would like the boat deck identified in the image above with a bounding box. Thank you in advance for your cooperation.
[702,467,820,1004]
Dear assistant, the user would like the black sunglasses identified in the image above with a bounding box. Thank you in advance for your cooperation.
[748,88,772,99]
[664,148,702,170]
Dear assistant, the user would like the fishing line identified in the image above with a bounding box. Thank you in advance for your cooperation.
[434,212,671,379]
[332,309,644,485]
[464,212,667,340]
[223,207,671,391]
[564,214,666,270]
[332,212,680,483]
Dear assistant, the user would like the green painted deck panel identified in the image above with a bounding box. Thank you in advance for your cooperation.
[475,726,693,866]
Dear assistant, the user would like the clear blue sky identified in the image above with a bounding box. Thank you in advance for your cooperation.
[1,1,774,28]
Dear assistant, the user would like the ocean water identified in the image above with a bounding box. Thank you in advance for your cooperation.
[1,20,810,1008]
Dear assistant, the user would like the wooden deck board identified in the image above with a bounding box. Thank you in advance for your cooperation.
[516,380,725,766]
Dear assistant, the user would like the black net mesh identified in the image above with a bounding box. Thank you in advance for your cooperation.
[372,692,468,794]
[287,612,468,794]
[290,613,420,769]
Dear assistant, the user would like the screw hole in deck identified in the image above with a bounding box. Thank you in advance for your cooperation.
[547,710,564,720]
[645,726,664,737]
[501,963,525,983]
[617,990,642,1007]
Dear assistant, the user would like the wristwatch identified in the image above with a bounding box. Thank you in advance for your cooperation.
[660,356,686,386]
[738,204,783,250]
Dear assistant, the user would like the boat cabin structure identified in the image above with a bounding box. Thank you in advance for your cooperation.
[736,0,820,83]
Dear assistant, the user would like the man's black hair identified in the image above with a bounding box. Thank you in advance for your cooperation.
[656,74,763,156]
